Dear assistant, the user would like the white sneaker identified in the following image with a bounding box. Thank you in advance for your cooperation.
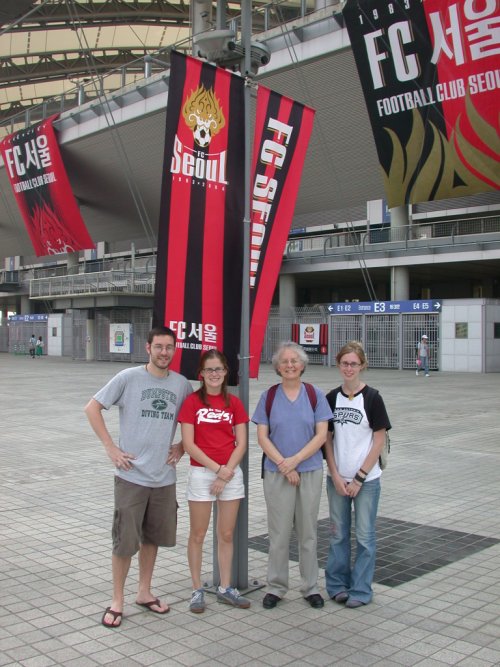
[425,373,429,377]
[416,370,419,376]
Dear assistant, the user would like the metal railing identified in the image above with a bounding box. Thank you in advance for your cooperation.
[285,215,500,258]
[20,213,500,299]
[30,270,155,299]
[29,254,156,280]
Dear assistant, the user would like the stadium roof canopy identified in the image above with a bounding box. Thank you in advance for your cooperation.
[0,0,193,123]
[0,0,306,124]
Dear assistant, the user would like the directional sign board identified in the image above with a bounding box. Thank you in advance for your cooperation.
[9,314,49,321]
[327,300,441,315]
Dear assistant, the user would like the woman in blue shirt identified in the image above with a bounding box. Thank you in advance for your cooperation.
[252,341,333,610]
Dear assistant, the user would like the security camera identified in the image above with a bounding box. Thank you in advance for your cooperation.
[193,30,271,75]
[193,29,236,63]
[250,41,271,67]
[215,39,271,74]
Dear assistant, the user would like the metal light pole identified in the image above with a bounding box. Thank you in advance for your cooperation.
[194,0,266,593]
[232,0,253,591]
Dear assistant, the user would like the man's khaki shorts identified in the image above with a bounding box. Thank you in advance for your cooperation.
[112,477,177,557]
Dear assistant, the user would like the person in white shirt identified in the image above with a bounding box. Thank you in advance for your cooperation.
[324,341,391,608]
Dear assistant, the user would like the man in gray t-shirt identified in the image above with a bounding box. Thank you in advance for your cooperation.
[85,326,192,628]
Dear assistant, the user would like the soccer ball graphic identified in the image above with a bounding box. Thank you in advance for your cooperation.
[193,125,211,148]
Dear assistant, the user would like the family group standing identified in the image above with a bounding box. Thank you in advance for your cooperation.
[85,330,390,627]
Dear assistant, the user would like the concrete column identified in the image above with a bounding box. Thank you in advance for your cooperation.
[86,319,95,361]
[279,274,296,314]
[20,295,31,314]
[391,266,410,300]
[390,205,408,225]
[67,252,79,275]
[390,206,410,300]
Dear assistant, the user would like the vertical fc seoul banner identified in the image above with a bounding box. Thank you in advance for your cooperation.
[249,87,315,378]
[153,52,244,385]
[343,0,500,208]
[0,115,94,256]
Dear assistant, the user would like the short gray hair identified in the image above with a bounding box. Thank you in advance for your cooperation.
[272,341,309,376]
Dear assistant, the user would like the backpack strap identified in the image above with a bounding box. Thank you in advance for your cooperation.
[325,387,341,459]
[361,386,390,468]
[303,382,318,412]
[265,384,280,420]
[361,386,379,430]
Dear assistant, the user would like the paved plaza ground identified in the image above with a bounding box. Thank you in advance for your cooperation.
[1,353,499,666]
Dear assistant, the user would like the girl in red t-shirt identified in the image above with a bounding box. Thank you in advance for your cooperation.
[178,350,250,612]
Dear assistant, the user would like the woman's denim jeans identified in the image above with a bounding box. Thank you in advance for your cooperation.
[325,476,381,604]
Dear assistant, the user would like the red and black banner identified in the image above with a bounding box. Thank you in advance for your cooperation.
[291,323,328,355]
[343,0,500,207]
[249,86,315,377]
[0,115,94,256]
[153,51,245,385]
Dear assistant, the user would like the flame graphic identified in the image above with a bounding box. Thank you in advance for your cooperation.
[182,84,225,147]
[31,201,77,254]
[383,93,500,207]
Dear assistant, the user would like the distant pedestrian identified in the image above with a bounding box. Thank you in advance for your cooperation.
[29,334,36,358]
[416,335,430,376]
[35,336,44,357]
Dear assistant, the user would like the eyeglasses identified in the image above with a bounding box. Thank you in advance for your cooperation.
[152,344,175,352]
[202,367,225,375]
[279,358,302,366]
[339,361,361,369]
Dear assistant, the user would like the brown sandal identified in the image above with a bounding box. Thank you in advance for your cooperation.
[101,607,122,628]
[136,598,169,614]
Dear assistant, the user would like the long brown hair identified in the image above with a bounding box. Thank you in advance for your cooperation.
[197,349,230,407]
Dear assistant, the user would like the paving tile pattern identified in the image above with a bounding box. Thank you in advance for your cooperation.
[250,518,500,587]
[1,355,499,666]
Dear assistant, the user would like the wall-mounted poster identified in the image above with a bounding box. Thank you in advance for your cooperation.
[109,324,131,354]
[292,323,328,355]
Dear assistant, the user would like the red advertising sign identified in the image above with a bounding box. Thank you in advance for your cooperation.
[343,0,500,207]
[0,115,94,256]
[291,323,329,355]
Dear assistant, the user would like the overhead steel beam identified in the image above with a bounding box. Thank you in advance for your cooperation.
[0,48,161,86]
[2,1,294,33]
[4,0,192,31]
